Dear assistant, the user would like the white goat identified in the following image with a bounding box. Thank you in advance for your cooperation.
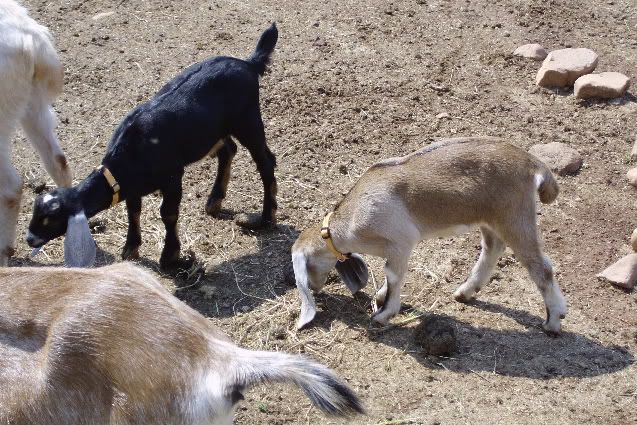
[0,262,363,424]
[292,137,568,334]
[0,0,72,265]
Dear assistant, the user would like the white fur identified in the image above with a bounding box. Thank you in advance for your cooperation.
[0,0,72,265]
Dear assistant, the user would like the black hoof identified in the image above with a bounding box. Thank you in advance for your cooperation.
[205,198,223,216]
[121,245,140,261]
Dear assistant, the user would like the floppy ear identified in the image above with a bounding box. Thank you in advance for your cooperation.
[64,211,96,268]
[335,253,368,294]
[292,252,317,329]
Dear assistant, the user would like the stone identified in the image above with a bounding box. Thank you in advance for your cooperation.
[92,11,115,20]
[536,48,598,87]
[596,254,637,289]
[436,112,450,119]
[631,228,637,253]
[414,315,457,356]
[529,142,583,176]
[513,43,547,61]
[574,72,631,99]
[627,167,637,187]
[631,137,637,161]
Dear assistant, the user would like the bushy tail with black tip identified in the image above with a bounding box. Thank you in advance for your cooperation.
[231,347,364,416]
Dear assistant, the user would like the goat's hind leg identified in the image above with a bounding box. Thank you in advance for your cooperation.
[453,226,505,303]
[122,197,142,260]
[205,137,237,217]
[501,221,567,335]
[233,115,277,229]
[20,97,72,187]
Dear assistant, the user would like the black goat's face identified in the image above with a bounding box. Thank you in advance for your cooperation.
[27,189,78,248]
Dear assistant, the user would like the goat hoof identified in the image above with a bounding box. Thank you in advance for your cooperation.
[541,320,562,336]
[452,291,474,303]
[205,198,223,216]
[235,213,274,230]
[160,254,195,274]
[121,245,140,260]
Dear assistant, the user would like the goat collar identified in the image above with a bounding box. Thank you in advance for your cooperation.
[96,165,120,207]
[320,212,350,262]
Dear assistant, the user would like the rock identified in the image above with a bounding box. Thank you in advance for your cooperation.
[596,254,637,289]
[536,48,598,87]
[631,228,637,252]
[529,142,583,176]
[627,167,637,187]
[631,137,637,161]
[436,112,450,119]
[574,72,631,99]
[198,285,217,300]
[414,315,457,356]
[513,43,547,61]
[92,11,115,20]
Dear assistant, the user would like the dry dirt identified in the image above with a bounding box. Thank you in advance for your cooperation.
[10,0,637,423]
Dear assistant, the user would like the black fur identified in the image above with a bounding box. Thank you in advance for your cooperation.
[27,24,279,269]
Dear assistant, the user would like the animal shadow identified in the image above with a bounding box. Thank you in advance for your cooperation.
[135,223,300,319]
[309,292,634,380]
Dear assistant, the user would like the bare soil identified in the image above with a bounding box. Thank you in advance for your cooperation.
[11,0,637,423]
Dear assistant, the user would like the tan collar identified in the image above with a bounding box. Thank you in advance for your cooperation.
[96,165,120,207]
[320,212,350,262]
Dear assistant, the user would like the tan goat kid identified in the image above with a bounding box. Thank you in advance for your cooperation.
[0,263,362,425]
[292,137,567,334]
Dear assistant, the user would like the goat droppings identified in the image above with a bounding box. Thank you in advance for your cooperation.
[414,314,457,356]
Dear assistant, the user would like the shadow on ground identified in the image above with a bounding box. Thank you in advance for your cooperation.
[307,291,634,380]
[130,223,301,319]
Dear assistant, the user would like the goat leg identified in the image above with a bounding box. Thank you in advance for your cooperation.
[122,197,142,260]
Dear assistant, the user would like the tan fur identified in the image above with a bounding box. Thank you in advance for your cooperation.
[292,137,567,333]
[0,263,362,424]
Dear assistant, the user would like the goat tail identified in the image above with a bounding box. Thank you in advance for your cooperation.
[232,347,364,416]
[247,23,278,76]
[29,26,63,99]
[534,162,559,204]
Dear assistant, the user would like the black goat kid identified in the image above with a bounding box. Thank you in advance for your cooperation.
[27,24,279,269]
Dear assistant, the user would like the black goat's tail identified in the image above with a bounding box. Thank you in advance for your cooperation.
[247,23,278,76]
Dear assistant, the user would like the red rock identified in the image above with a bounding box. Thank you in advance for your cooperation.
[574,72,631,99]
[597,254,637,289]
[529,142,582,176]
[536,48,598,87]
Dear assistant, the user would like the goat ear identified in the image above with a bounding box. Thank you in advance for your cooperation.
[292,252,317,329]
[64,211,96,268]
[335,253,368,294]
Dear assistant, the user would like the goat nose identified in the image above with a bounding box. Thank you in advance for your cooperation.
[26,232,44,248]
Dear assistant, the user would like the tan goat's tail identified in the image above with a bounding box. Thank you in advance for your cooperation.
[232,347,364,416]
[535,163,559,204]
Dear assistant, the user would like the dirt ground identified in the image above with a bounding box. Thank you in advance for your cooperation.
[10,0,637,423]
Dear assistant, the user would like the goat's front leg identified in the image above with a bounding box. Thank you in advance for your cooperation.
[205,137,237,217]
[371,257,409,324]
[159,175,184,270]
[0,144,23,266]
[122,197,142,260]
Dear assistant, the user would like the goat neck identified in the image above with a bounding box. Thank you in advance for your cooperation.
[77,168,120,218]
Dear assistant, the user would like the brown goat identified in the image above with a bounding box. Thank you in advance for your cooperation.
[292,137,567,334]
[0,263,362,424]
